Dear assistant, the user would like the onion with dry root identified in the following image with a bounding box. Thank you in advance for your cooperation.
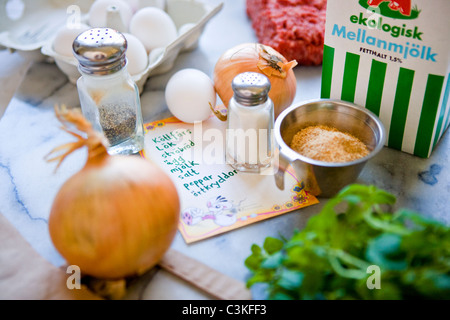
[47,106,180,280]
[212,43,297,120]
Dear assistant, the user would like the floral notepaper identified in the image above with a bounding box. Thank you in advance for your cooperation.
[140,116,319,243]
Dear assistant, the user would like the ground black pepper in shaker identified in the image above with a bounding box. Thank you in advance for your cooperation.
[73,28,144,155]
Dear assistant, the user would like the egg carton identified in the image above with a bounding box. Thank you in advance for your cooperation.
[0,0,223,93]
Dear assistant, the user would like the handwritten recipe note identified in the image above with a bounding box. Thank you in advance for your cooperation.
[140,116,318,243]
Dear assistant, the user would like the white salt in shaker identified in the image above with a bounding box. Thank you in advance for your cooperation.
[226,72,275,173]
[73,28,144,155]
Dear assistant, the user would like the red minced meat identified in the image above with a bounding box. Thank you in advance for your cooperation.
[246,0,327,66]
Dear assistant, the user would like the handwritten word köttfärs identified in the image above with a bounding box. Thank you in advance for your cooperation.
[152,129,192,144]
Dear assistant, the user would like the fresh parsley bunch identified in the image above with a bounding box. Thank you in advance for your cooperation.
[245,184,450,300]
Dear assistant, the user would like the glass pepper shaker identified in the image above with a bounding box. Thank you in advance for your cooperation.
[226,72,275,173]
[73,28,144,155]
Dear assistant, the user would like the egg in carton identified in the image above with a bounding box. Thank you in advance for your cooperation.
[0,0,222,93]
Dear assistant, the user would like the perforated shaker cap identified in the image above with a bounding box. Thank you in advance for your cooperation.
[73,28,127,75]
[232,72,271,106]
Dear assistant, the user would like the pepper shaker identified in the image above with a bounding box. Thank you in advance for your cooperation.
[73,28,144,155]
[226,72,275,173]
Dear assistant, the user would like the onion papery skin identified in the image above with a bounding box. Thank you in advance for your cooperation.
[213,43,297,118]
[49,155,180,280]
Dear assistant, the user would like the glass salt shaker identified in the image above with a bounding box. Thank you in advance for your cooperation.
[73,28,144,155]
[226,72,275,173]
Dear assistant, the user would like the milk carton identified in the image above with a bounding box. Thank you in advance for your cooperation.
[321,0,450,157]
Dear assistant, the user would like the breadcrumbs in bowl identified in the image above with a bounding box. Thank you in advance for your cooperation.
[274,99,386,197]
[290,125,369,163]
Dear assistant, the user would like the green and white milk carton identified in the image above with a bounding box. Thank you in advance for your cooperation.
[321,0,450,157]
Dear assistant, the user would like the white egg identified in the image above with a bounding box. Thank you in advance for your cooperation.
[52,24,90,57]
[129,7,177,53]
[122,33,148,75]
[165,69,216,123]
[88,0,133,29]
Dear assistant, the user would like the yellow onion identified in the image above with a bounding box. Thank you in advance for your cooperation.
[47,106,180,280]
[213,43,297,119]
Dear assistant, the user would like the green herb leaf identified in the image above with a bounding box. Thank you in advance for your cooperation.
[278,268,304,290]
[245,184,450,300]
[263,237,284,254]
[261,251,284,269]
[366,234,408,271]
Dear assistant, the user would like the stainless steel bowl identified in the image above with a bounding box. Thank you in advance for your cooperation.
[274,99,386,198]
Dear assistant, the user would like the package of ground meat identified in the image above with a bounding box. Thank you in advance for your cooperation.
[246,0,327,66]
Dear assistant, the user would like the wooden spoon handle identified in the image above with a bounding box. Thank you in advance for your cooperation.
[158,249,252,300]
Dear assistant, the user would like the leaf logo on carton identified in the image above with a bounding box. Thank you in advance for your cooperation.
[359,0,420,19]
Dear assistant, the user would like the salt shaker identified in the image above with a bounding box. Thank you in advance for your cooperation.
[73,28,144,155]
[226,72,275,173]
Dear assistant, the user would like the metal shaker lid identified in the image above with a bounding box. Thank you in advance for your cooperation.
[73,28,127,75]
[232,72,271,106]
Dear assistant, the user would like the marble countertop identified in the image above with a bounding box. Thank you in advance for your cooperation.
[0,0,449,300]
